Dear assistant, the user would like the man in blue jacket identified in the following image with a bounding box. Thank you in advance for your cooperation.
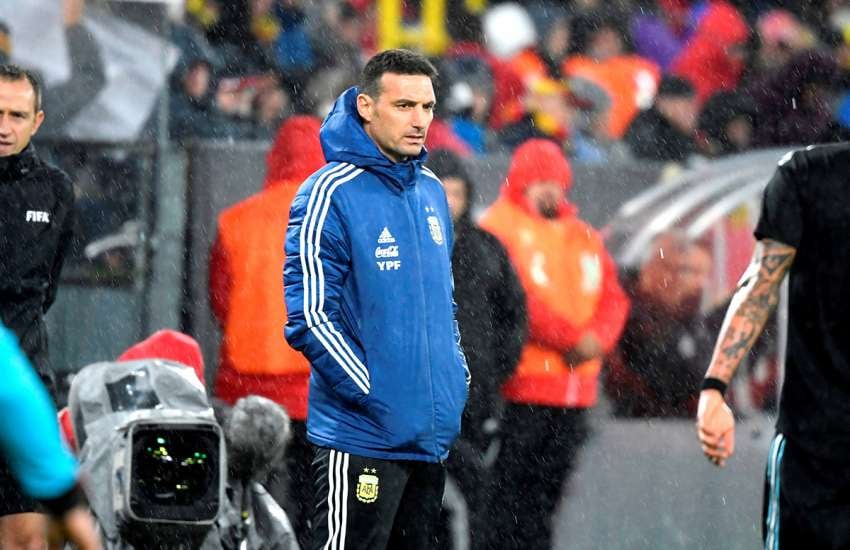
[284,49,469,550]
[0,324,100,549]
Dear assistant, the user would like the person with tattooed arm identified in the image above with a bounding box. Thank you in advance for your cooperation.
[696,144,850,548]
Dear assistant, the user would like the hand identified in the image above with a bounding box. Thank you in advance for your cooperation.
[47,507,101,550]
[696,389,735,468]
[564,333,604,365]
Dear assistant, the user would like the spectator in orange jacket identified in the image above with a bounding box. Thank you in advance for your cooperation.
[208,114,325,548]
[478,138,629,550]
[562,11,660,139]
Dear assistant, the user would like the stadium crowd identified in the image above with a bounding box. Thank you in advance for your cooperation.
[167,0,850,161]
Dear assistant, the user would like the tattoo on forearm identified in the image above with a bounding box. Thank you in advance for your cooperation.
[707,241,795,382]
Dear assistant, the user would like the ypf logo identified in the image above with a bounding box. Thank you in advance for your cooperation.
[376,227,402,271]
[25,210,50,223]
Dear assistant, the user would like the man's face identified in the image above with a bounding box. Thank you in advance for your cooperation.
[0,78,43,157]
[357,73,435,163]
[588,28,624,61]
[184,63,211,99]
[640,240,713,318]
[657,95,697,134]
[443,176,468,223]
[525,181,563,219]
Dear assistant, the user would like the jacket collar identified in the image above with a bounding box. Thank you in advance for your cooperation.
[0,144,38,183]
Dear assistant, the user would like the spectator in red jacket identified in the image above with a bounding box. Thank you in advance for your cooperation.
[670,1,750,105]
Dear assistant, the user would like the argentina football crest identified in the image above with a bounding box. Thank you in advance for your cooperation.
[427,215,444,245]
[356,468,379,503]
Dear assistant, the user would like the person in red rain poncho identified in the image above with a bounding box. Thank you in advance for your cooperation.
[208,115,325,549]
[478,139,629,550]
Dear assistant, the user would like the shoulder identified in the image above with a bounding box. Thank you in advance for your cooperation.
[419,166,445,195]
[293,162,367,204]
[782,143,850,172]
[421,165,441,184]
[474,226,510,257]
[34,158,74,202]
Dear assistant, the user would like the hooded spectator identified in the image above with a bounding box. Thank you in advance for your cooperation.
[478,139,629,550]
[249,84,291,140]
[209,115,325,548]
[625,75,698,162]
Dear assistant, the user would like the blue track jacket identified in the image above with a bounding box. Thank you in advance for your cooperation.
[284,87,469,462]
[0,325,78,500]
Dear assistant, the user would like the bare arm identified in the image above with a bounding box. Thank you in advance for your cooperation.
[705,239,796,382]
[697,238,795,467]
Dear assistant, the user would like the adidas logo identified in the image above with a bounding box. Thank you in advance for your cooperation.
[377,227,396,244]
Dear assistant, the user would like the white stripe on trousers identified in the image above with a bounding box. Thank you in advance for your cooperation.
[298,163,370,393]
[765,433,786,550]
[323,450,350,550]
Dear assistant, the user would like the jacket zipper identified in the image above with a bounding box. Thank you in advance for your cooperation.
[403,186,439,458]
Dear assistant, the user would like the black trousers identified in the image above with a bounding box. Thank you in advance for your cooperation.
[480,405,588,550]
[436,434,492,550]
[308,446,446,550]
[762,433,850,549]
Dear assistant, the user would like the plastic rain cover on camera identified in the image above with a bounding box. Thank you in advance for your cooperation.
[67,359,222,544]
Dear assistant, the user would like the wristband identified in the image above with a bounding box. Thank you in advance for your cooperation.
[700,377,728,396]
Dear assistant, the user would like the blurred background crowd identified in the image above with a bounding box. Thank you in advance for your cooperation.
[157,0,850,161]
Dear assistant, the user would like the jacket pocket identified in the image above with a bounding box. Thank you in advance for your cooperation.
[364,392,429,450]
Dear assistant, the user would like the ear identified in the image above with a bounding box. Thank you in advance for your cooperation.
[31,110,45,137]
[356,93,374,123]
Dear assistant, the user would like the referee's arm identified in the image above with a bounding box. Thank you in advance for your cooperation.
[696,239,796,467]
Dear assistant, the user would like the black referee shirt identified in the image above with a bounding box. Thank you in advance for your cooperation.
[0,144,74,386]
[754,143,850,460]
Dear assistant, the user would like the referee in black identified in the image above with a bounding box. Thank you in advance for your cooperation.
[0,64,75,548]
[697,143,850,548]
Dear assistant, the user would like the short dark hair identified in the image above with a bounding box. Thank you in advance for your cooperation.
[427,149,470,186]
[657,76,695,99]
[0,64,42,112]
[359,49,438,98]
